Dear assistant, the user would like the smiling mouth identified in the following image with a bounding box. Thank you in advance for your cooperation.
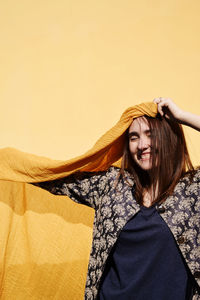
[139,152,151,160]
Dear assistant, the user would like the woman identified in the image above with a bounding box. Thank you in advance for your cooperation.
[38,98,200,299]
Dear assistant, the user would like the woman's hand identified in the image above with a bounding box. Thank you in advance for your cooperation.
[153,97,200,131]
[153,97,184,122]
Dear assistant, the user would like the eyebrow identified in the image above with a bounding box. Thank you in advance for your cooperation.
[128,129,151,138]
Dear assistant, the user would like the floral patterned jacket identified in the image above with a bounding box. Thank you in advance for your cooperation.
[38,166,200,300]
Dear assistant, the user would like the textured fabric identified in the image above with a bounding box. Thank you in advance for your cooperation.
[0,102,157,299]
[0,102,157,182]
[0,179,94,300]
[99,205,193,300]
[39,167,200,300]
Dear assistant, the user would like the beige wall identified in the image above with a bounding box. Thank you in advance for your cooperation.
[1,0,200,166]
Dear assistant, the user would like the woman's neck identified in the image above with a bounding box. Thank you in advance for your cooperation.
[142,191,153,207]
[142,183,158,207]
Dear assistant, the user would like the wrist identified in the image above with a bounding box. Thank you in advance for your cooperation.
[178,110,200,131]
[178,110,188,124]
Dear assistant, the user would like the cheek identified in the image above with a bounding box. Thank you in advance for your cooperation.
[129,142,136,156]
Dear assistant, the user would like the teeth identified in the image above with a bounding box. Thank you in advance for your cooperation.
[141,153,150,159]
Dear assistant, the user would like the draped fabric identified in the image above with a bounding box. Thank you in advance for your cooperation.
[0,102,157,299]
[0,102,157,182]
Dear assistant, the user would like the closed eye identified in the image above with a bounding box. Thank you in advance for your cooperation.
[147,132,152,138]
[128,130,152,141]
[129,136,138,141]
[128,132,139,141]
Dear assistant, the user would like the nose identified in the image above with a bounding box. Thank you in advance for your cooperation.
[138,136,149,150]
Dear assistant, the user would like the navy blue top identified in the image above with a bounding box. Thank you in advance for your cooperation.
[98,205,194,300]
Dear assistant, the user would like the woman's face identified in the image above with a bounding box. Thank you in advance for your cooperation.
[128,117,152,171]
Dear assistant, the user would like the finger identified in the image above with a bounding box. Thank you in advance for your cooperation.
[159,97,173,106]
[157,103,164,116]
[153,98,161,104]
[153,97,168,104]
[153,97,166,116]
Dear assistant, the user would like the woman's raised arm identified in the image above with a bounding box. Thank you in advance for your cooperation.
[153,97,200,131]
[34,167,117,210]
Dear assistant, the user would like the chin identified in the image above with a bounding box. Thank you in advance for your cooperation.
[141,166,152,171]
[137,161,152,171]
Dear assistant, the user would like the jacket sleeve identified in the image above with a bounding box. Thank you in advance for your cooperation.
[34,168,117,209]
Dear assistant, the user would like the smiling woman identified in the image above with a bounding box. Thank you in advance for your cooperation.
[2,98,198,299]
[128,117,153,171]
[36,98,200,300]
[120,110,194,207]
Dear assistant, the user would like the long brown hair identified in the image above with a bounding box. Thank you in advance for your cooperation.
[120,114,194,206]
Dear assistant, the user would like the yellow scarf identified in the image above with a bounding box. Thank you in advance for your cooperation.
[0,102,157,299]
